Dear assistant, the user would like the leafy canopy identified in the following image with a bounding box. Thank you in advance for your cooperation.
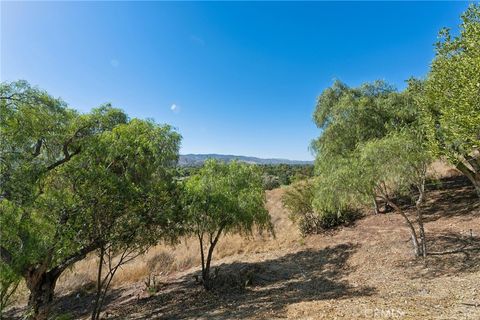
[183,159,272,237]
[426,3,480,161]
[0,81,182,283]
[312,80,432,212]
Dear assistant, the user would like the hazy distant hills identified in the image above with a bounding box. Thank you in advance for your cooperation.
[179,154,313,166]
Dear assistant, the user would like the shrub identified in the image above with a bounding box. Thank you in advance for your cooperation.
[282,180,360,236]
[262,174,281,190]
[147,251,175,274]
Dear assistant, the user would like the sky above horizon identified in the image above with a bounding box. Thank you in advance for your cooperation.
[1,1,469,160]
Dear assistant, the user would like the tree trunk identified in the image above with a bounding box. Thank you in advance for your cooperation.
[201,227,224,291]
[386,199,421,257]
[202,245,215,290]
[25,268,60,320]
[198,233,205,279]
[373,196,380,215]
[417,209,427,258]
[92,246,105,320]
[416,174,427,258]
[456,161,480,198]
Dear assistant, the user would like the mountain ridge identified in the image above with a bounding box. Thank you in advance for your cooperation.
[179,153,313,166]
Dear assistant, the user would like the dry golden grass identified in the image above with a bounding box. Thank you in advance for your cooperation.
[55,186,300,295]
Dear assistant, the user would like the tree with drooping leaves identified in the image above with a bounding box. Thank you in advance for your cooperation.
[311,80,433,257]
[425,3,480,196]
[311,80,419,217]
[0,81,182,319]
[182,159,273,290]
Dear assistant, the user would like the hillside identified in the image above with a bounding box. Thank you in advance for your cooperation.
[7,171,480,319]
[179,154,313,166]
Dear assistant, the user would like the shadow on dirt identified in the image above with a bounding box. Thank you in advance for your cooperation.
[401,231,480,281]
[6,287,124,320]
[422,175,479,222]
[108,243,375,319]
[416,232,480,279]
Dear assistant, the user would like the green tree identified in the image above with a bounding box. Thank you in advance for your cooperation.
[182,160,272,290]
[312,80,433,257]
[357,132,432,257]
[426,4,480,196]
[64,119,182,320]
[312,80,418,214]
[0,81,181,319]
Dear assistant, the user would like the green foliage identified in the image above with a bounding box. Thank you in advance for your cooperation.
[425,3,480,195]
[282,180,314,222]
[0,81,183,317]
[182,159,272,289]
[179,163,314,190]
[426,3,480,159]
[357,131,432,201]
[259,164,314,187]
[312,79,433,257]
[0,263,20,315]
[311,80,428,212]
[282,179,360,236]
[310,78,435,262]
[281,180,319,235]
[183,159,272,238]
[312,80,416,158]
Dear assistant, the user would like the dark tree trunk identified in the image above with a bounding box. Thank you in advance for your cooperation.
[202,258,211,290]
[92,246,105,320]
[386,199,421,257]
[373,196,380,215]
[25,268,60,320]
[416,174,427,258]
[202,242,216,290]
[456,161,480,198]
[417,209,427,258]
[201,226,224,291]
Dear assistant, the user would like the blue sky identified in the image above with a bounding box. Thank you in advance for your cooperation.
[1,1,469,160]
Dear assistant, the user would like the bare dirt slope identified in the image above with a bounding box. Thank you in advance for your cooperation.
[9,175,480,319]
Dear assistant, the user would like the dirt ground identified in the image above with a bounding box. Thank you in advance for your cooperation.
[8,175,480,319]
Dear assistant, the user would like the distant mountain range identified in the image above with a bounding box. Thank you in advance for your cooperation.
[179,154,313,166]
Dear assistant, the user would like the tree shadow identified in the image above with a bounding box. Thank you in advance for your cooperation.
[110,243,375,319]
[5,287,124,320]
[407,232,480,279]
[422,175,479,223]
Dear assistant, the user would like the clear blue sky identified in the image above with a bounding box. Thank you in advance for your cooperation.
[1,1,469,160]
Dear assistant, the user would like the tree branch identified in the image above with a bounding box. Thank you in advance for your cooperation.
[0,245,13,265]
[32,139,43,157]
[46,147,81,172]
[52,240,102,276]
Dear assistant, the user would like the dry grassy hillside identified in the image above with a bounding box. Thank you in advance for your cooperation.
[8,163,480,319]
